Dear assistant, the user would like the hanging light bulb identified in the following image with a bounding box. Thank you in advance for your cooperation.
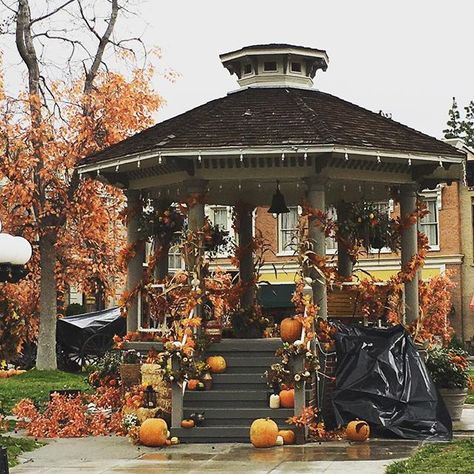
[304,148,308,160]
[198,151,202,163]
[158,153,163,165]
[240,149,244,162]
[344,152,349,161]
[377,155,381,164]
[137,159,141,168]
[281,152,285,161]
[115,163,120,172]
[408,158,412,166]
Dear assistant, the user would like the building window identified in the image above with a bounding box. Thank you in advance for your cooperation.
[419,196,439,248]
[207,205,234,256]
[168,248,183,272]
[263,61,277,71]
[244,63,252,75]
[278,207,299,253]
[291,62,302,72]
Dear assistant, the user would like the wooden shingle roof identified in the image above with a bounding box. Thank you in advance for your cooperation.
[80,87,463,166]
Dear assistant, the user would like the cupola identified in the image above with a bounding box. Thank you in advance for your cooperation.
[220,43,329,89]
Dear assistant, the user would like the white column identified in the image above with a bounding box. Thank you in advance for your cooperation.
[400,183,419,324]
[238,204,255,308]
[336,201,353,278]
[306,178,328,319]
[125,190,145,332]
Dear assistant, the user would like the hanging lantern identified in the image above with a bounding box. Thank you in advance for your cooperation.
[267,180,290,217]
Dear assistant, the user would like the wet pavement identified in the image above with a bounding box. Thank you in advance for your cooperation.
[11,437,421,473]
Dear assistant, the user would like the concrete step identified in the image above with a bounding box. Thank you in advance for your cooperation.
[211,373,267,390]
[207,338,282,354]
[184,390,268,408]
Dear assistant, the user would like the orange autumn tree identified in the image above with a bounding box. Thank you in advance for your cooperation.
[0,0,165,369]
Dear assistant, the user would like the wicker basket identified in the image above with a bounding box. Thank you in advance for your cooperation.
[119,363,142,387]
[141,363,172,412]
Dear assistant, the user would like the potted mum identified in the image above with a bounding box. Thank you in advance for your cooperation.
[425,347,470,421]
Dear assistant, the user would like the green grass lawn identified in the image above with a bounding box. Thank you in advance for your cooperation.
[467,370,474,404]
[0,370,91,413]
[386,439,474,474]
[0,435,44,468]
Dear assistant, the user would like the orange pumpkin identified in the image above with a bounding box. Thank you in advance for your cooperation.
[280,317,303,343]
[250,418,279,448]
[187,379,199,391]
[279,388,295,408]
[180,419,195,429]
[278,429,296,445]
[206,356,226,374]
[346,420,370,442]
[139,418,168,447]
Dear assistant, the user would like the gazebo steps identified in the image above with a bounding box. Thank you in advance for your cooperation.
[174,338,310,443]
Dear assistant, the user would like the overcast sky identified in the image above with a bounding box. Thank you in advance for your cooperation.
[2,0,473,139]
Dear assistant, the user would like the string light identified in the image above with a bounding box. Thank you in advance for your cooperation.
[115,163,120,172]
[344,151,349,161]
[304,148,308,160]
[198,152,202,163]
[96,168,101,176]
[257,183,261,189]
[240,150,244,162]
[408,158,412,166]
[439,160,444,168]
[158,153,163,165]
[137,159,141,168]
[377,154,381,164]
[238,183,242,190]
[281,152,285,161]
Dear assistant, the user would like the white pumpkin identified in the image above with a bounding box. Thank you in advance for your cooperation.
[269,394,280,409]
[275,435,284,446]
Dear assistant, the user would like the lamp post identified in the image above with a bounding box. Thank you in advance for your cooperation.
[0,221,32,283]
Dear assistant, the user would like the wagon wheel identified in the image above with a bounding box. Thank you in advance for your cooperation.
[79,333,113,368]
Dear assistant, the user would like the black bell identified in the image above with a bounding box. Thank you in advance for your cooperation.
[268,181,290,216]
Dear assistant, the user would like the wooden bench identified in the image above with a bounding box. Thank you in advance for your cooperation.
[327,284,391,324]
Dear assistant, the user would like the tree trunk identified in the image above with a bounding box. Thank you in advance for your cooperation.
[35,235,58,370]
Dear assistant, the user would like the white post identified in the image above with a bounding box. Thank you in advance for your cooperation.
[306,178,328,319]
[400,183,419,324]
[125,190,145,332]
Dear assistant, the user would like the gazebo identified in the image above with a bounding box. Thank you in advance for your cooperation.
[78,44,466,441]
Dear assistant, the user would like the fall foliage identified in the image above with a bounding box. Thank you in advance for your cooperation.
[0,1,164,368]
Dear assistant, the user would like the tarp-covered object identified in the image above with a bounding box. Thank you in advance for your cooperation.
[332,324,452,440]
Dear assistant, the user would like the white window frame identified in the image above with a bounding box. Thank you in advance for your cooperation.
[367,200,393,255]
[277,206,300,256]
[418,187,442,251]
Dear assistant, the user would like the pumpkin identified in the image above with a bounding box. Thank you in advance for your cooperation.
[206,356,226,373]
[279,388,295,408]
[275,435,284,446]
[278,429,296,445]
[139,418,168,447]
[280,317,303,343]
[250,418,278,448]
[187,379,199,391]
[181,419,195,429]
[346,420,370,442]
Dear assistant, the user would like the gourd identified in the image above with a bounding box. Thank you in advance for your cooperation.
[139,418,168,447]
[275,435,284,446]
[250,418,278,448]
[278,430,296,445]
[279,388,295,408]
[206,356,226,373]
[280,318,303,343]
[269,394,280,409]
[346,420,370,442]
[180,419,195,429]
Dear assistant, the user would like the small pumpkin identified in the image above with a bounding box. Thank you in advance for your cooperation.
[278,429,296,445]
[346,420,370,442]
[250,417,278,448]
[280,317,303,343]
[187,379,199,391]
[181,419,195,429]
[275,435,284,446]
[139,418,168,447]
[206,355,226,373]
[279,388,295,408]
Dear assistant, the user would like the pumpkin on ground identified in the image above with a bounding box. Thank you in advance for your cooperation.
[206,356,226,374]
[346,420,370,442]
[139,418,168,447]
[279,388,295,408]
[250,418,279,448]
[180,419,195,429]
[280,317,303,343]
[278,429,296,445]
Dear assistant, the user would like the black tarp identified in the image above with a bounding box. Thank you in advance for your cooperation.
[331,323,452,440]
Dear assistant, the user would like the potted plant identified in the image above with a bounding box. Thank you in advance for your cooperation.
[120,349,142,388]
[425,347,470,421]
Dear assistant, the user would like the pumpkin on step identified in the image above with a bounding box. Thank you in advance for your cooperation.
[278,429,296,445]
[279,388,295,408]
[139,418,168,447]
[280,317,303,343]
[187,379,199,391]
[250,418,278,448]
[180,419,195,429]
[346,420,370,442]
[206,355,226,373]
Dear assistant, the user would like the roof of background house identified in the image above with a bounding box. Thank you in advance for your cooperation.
[80,87,464,166]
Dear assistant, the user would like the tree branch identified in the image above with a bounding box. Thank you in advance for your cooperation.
[30,0,75,25]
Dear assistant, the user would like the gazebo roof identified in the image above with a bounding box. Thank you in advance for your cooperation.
[80,87,463,167]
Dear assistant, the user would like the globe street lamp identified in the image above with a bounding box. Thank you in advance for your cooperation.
[0,221,33,283]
